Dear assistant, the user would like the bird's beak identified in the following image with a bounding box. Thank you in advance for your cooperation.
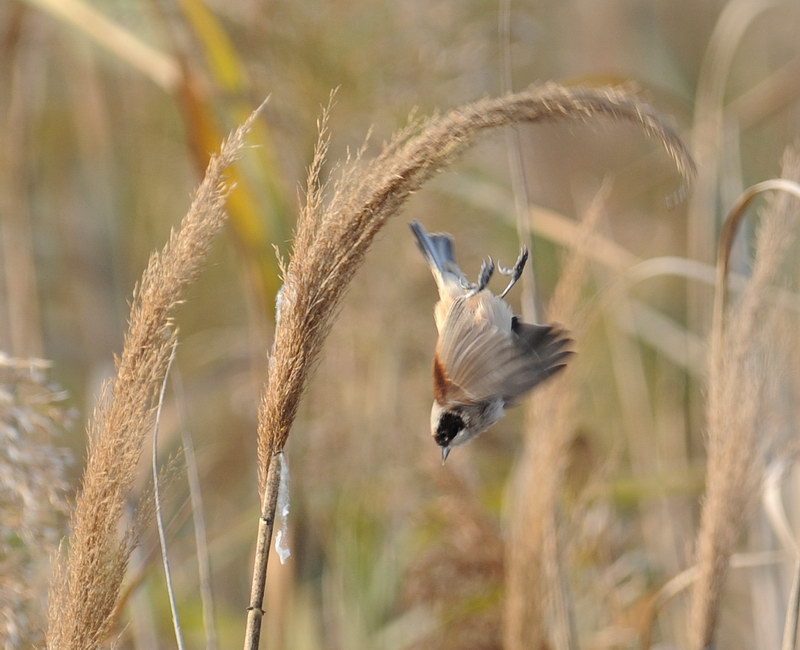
[441,447,451,465]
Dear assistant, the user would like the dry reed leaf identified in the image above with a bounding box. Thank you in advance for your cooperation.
[257,83,695,487]
[46,103,265,650]
[24,0,180,90]
[689,146,800,649]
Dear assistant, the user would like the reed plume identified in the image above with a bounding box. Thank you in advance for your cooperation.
[46,103,264,650]
[688,146,800,649]
[246,83,695,647]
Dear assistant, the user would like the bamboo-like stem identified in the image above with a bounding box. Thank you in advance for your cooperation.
[243,454,282,650]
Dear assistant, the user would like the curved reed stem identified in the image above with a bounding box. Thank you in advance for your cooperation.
[152,342,184,650]
[711,179,800,360]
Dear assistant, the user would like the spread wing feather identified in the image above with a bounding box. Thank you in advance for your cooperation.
[435,298,572,407]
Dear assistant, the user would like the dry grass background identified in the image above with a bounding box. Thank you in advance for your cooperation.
[2,1,800,649]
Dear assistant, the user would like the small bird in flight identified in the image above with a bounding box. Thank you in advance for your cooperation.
[411,221,573,463]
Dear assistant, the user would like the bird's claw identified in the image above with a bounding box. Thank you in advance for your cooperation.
[466,257,494,297]
[498,247,528,298]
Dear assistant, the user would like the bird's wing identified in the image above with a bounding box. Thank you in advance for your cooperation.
[505,317,573,405]
[434,298,573,406]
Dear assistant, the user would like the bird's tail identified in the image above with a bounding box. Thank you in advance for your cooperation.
[410,221,465,291]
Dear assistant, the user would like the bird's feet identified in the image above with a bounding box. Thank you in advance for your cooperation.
[498,247,528,298]
[466,257,495,297]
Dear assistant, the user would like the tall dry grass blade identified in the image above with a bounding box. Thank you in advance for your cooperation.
[686,0,778,331]
[499,0,538,321]
[24,0,180,90]
[711,179,800,351]
[151,342,184,650]
[244,84,694,648]
[46,101,265,650]
[689,148,800,649]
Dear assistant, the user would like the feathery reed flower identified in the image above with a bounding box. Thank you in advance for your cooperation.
[47,103,265,650]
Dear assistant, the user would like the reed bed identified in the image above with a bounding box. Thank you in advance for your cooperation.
[5,2,800,648]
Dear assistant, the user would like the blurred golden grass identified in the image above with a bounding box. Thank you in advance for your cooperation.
[690,148,800,649]
[505,187,609,649]
[27,0,290,315]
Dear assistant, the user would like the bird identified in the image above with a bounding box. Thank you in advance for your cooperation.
[410,221,573,463]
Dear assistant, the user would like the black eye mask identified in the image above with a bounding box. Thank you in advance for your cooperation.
[435,411,464,447]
